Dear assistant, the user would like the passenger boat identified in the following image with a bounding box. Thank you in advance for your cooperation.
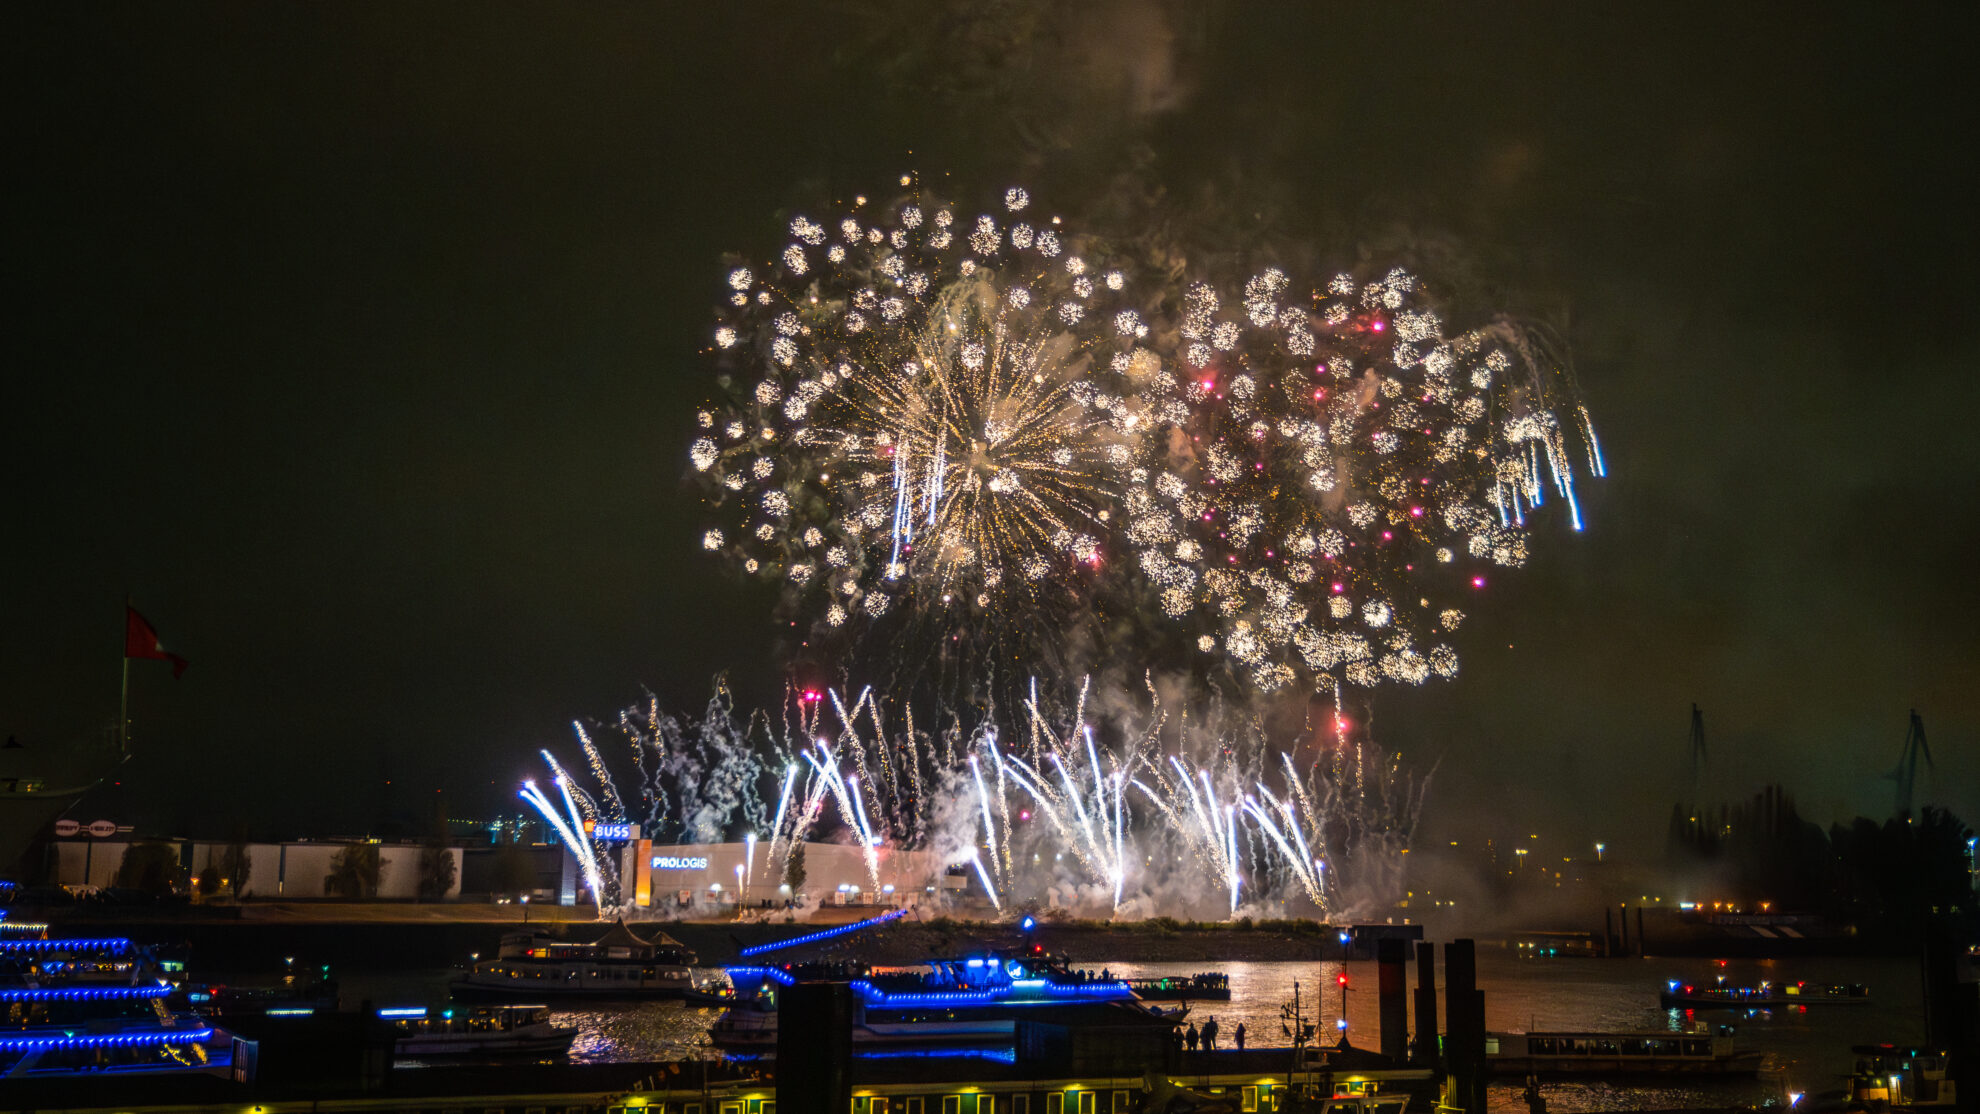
[1487,1028,1766,1075]
[1848,1044,1959,1109]
[385,1003,577,1059]
[450,919,697,999]
[0,935,248,1081]
[1658,978,1869,1009]
[1124,973,1232,1001]
[684,977,749,1006]
[178,960,338,1018]
[710,952,1176,1057]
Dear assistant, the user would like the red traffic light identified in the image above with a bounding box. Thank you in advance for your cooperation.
[1336,972,1349,987]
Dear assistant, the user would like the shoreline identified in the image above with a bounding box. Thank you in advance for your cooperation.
[21,904,1903,966]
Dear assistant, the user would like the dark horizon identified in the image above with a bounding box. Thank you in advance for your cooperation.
[6,3,1975,853]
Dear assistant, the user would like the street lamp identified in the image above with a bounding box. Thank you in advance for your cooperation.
[520,894,530,925]
[1514,848,1528,871]
[1594,843,1606,862]
[1336,971,1350,1039]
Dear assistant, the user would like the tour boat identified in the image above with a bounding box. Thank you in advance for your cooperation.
[710,952,1175,1057]
[1487,1028,1766,1075]
[178,960,338,1018]
[0,935,247,1080]
[1123,972,1232,1001]
[385,1003,577,1059]
[1658,978,1869,1009]
[451,919,697,999]
[1848,1043,1959,1109]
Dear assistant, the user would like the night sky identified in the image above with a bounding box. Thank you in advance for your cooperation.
[7,3,1975,853]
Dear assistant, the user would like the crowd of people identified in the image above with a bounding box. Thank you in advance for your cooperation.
[1179,1016,1246,1053]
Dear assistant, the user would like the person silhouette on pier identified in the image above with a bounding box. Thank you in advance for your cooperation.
[1202,1016,1219,1051]
[1234,1022,1246,1052]
[1185,1022,1199,1052]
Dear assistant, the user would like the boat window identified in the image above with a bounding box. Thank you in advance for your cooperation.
[724,1103,744,1114]
[1485,1038,1499,1055]
[765,1104,777,1114]
[1242,1086,1259,1112]
[874,1099,891,1114]
[944,1097,961,1114]
[1621,1040,1650,1056]
[1044,1093,1062,1114]
[1079,1093,1096,1114]
[908,1100,925,1114]
[1683,1040,1710,1057]
[1012,1095,1029,1114]
[1532,1038,1557,1055]
[1112,1093,1128,1114]
[979,1097,993,1114]
[1593,1040,1618,1056]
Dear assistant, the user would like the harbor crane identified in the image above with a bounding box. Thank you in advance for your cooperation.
[1886,709,1932,819]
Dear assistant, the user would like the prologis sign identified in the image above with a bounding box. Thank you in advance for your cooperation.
[651,856,710,870]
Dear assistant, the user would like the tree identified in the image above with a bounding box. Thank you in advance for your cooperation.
[219,827,252,899]
[493,831,536,899]
[418,843,457,900]
[784,842,807,898]
[325,843,383,898]
[114,842,180,895]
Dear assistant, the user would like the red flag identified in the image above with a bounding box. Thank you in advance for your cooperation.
[125,607,188,678]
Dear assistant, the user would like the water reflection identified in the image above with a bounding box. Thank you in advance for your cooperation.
[357,952,1922,1112]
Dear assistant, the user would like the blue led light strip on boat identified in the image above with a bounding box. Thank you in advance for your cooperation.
[737,908,910,957]
[723,965,798,986]
[849,978,1134,1008]
[0,1028,213,1051]
[0,937,132,954]
[856,1047,1019,1064]
[0,985,172,1002]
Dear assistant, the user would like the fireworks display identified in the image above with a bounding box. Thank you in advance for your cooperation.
[526,177,1601,920]
[523,678,1426,921]
[693,180,1602,694]
[694,177,1147,672]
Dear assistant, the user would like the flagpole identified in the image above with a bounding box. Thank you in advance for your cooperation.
[119,656,130,757]
[119,595,130,756]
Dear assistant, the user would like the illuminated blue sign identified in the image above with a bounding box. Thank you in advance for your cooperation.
[592,823,636,841]
[652,856,710,870]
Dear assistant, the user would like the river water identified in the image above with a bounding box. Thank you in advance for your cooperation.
[357,952,1922,1112]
